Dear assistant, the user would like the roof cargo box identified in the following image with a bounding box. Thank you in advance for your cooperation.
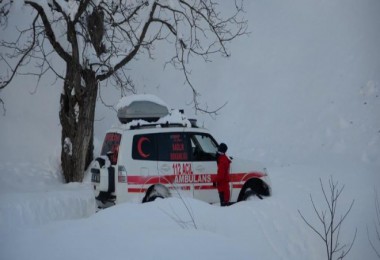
[116,95,170,124]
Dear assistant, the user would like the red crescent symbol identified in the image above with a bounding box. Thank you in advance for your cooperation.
[137,137,151,158]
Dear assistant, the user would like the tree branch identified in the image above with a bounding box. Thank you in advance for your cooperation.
[368,189,380,259]
[298,176,356,260]
[0,14,38,90]
[25,1,72,63]
[97,2,158,81]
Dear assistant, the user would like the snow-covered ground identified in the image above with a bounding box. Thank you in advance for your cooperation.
[0,160,379,260]
[1,0,380,259]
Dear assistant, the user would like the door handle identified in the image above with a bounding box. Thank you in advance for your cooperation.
[160,164,170,173]
[195,164,205,173]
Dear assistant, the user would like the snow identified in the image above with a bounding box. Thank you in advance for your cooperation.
[157,109,192,127]
[118,108,192,130]
[0,161,379,260]
[1,0,380,260]
[56,0,79,21]
[115,94,170,111]
[0,162,95,229]
[63,137,72,156]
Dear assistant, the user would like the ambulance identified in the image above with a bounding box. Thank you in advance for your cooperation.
[91,95,271,208]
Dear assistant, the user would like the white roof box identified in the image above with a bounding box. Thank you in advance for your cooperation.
[116,94,170,124]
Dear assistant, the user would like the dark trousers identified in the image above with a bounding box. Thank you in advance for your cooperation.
[219,192,229,207]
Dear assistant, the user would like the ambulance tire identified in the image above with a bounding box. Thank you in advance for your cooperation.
[242,187,262,201]
[142,184,170,203]
[237,179,270,202]
[147,195,164,202]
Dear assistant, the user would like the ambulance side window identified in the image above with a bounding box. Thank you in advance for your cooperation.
[157,133,190,161]
[132,134,157,160]
[190,134,218,161]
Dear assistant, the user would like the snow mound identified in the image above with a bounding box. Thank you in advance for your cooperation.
[0,162,95,230]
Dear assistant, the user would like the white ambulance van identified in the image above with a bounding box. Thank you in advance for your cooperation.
[91,95,271,208]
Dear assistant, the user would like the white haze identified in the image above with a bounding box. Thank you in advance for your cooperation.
[0,1,379,259]
[1,0,379,166]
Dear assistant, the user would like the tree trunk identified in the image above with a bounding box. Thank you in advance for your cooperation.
[59,66,98,183]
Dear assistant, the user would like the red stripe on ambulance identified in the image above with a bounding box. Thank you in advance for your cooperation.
[126,172,264,185]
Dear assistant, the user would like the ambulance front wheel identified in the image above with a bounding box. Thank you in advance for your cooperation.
[237,178,270,202]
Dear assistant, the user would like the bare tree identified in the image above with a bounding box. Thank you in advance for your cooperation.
[0,0,247,182]
[298,177,357,260]
[367,189,380,258]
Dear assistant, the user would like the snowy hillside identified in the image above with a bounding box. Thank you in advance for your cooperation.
[1,0,380,259]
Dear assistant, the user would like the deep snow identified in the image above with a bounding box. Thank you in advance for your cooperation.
[1,0,380,259]
[0,160,379,260]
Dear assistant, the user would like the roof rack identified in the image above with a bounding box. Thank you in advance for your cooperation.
[116,95,199,129]
[117,96,170,124]
[129,121,197,130]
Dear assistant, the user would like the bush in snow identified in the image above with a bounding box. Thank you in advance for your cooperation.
[298,177,356,260]
[367,189,380,259]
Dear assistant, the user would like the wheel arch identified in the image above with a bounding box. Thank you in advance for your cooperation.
[142,183,171,203]
[237,178,271,202]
